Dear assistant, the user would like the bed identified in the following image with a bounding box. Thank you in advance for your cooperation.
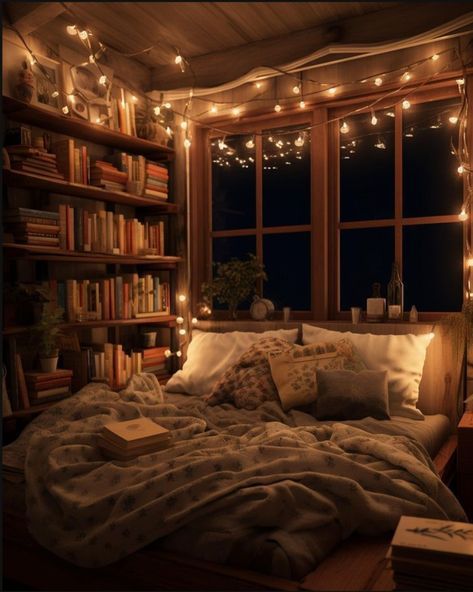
[2,321,467,591]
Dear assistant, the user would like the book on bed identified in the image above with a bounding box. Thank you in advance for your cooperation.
[98,417,171,459]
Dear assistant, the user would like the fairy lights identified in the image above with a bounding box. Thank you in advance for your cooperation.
[274,103,282,112]
[402,99,411,110]
[374,77,383,86]
[299,100,306,109]
[459,209,468,221]
[340,121,350,134]
[370,110,378,125]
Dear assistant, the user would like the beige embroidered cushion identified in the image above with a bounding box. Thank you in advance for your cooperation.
[269,339,367,411]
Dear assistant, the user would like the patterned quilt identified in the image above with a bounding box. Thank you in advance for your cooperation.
[3,374,466,579]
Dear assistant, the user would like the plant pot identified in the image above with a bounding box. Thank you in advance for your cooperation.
[40,354,59,373]
[142,331,157,348]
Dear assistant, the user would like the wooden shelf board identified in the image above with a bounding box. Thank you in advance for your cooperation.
[7,402,56,419]
[3,169,178,212]
[3,96,174,158]
[4,315,177,335]
[3,243,182,266]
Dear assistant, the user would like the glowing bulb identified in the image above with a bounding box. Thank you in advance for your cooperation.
[164,349,172,358]
[178,294,187,303]
[153,105,161,116]
[175,54,183,65]
[456,78,465,86]
[131,95,138,103]
[164,102,172,109]
[246,138,255,149]
[176,316,184,325]
[449,115,458,124]
[294,135,304,147]
[255,82,262,89]
[292,85,300,94]
[402,100,411,110]
[218,139,226,150]
[210,104,217,113]
[374,77,383,87]
[232,107,240,116]
[183,138,191,149]
[179,329,187,336]
[29,56,37,65]
[401,71,411,82]
[62,106,69,114]
[166,126,172,136]
[51,90,59,98]
[432,53,440,61]
[268,136,273,142]
[180,120,188,130]
[340,121,349,134]
[328,87,337,96]
[459,209,468,221]
[66,25,77,36]
[458,165,465,174]
[274,103,282,112]
[386,111,395,118]
[88,54,95,64]
[374,139,386,150]
[299,100,306,109]
[191,317,198,325]
[467,257,473,268]
[95,117,101,124]
[78,30,88,40]
[176,351,182,358]
[99,75,107,85]
[371,112,378,126]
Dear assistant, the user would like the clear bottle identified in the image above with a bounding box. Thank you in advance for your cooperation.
[387,262,404,317]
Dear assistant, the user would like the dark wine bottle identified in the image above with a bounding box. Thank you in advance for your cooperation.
[387,262,404,319]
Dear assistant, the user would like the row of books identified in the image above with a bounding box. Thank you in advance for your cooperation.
[24,369,73,404]
[55,204,165,255]
[144,161,169,200]
[109,89,137,137]
[48,274,170,322]
[6,145,65,180]
[4,207,60,247]
[103,152,169,200]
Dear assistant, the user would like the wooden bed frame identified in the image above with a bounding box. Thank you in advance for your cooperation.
[3,321,465,591]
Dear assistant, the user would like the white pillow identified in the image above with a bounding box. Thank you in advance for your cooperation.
[302,324,433,420]
[165,329,298,395]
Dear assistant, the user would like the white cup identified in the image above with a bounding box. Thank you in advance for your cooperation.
[283,307,291,322]
[351,307,361,324]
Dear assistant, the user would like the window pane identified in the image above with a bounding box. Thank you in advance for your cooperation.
[340,227,394,310]
[403,223,463,312]
[211,236,257,310]
[263,232,311,310]
[263,126,311,227]
[340,109,395,222]
[403,98,463,217]
[211,134,256,231]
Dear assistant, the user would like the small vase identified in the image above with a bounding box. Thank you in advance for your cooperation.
[40,354,59,373]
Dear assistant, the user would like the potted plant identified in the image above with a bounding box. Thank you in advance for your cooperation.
[31,304,65,372]
[201,253,267,320]
[4,282,53,326]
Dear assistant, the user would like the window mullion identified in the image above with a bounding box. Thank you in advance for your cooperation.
[256,130,263,296]
[395,101,403,274]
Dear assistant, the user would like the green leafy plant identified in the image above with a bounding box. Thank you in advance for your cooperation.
[31,304,65,357]
[201,253,267,319]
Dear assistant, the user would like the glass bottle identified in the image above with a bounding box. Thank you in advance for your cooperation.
[387,262,404,318]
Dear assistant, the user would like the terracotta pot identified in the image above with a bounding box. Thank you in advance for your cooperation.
[40,354,59,373]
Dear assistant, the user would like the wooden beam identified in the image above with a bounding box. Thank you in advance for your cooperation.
[150,2,473,93]
[4,2,66,36]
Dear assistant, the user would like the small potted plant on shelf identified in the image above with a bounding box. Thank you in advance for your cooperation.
[201,253,267,320]
[31,304,65,373]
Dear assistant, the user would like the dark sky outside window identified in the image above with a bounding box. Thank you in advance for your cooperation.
[340,109,395,222]
[262,126,311,227]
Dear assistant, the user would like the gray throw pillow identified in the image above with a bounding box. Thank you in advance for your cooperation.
[316,369,390,420]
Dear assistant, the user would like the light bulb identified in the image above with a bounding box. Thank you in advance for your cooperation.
[232,107,240,116]
[175,54,183,65]
[374,139,386,150]
[95,117,101,124]
[274,103,282,112]
[401,71,411,82]
[294,135,304,147]
[78,30,88,40]
[210,104,217,113]
[29,56,37,66]
[405,128,414,138]
[371,112,378,125]
[386,111,395,118]
[164,102,172,109]
[458,165,465,174]
[431,53,440,61]
[176,351,182,358]
[62,106,69,114]
[191,317,198,325]
[459,209,468,221]
[166,126,172,136]
[299,100,306,109]
[99,75,107,85]
[178,294,187,302]
[176,316,184,324]
[179,329,186,336]
[246,138,255,149]
[467,257,473,268]
[255,82,262,88]
[456,78,465,86]
[402,100,411,110]
[131,95,138,103]
[374,77,383,87]
[268,136,273,142]
[154,105,161,116]
[292,85,300,94]
[183,138,191,149]
[180,120,188,130]
[218,139,226,150]
[449,115,458,124]
[88,54,95,64]
[164,349,172,358]
[340,121,349,134]
[51,90,59,98]
[328,87,337,96]
[66,25,77,36]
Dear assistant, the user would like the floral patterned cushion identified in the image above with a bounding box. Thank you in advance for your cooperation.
[269,339,367,411]
[205,337,294,410]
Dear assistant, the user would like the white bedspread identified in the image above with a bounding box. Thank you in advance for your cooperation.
[3,375,466,579]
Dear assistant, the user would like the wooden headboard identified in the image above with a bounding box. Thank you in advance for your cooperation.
[193,320,465,428]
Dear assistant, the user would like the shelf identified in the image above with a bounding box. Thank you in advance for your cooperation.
[3,315,177,335]
[3,243,182,267]
[3,96,174,158]
[4,169,179,212]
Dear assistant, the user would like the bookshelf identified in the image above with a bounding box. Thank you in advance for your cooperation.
[3,96,181,414]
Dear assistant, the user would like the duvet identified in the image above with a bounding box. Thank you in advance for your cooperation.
[3,374,467,579]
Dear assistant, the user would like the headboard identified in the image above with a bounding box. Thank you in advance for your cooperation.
[193,320,465,428]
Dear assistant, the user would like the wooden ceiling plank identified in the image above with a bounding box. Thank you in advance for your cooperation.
[5,1,66,36]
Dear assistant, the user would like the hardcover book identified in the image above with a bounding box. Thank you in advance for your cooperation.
[102,417,171,450]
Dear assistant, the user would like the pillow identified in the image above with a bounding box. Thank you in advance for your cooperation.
[165,328,298,395]
[205,337,295,409]
[303,325,433,420]
[315,369,390,420]
[269,339,367,411]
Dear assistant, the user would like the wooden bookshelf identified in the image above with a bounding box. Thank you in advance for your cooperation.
[3,169,179,212]
[3,315,177,336]
[3,96,174,159]
[3,243,182,267]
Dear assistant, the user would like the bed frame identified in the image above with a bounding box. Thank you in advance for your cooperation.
[3,321,465,591]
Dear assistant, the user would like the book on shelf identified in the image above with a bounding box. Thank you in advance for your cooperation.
[4,208,60,248]
[388,516,473,591]
[91,342,146,389]
[52,138,90,184]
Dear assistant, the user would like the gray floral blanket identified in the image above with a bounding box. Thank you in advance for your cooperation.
[3,374,466,579]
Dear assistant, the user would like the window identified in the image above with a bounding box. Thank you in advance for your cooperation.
[338,95,463,314]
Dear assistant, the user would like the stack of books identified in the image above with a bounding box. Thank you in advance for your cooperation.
[389,516,473,590]
[52,138,90,184]
[141,346,168,375]
[7,145,65,180]
[24,369,73,404]
[145,161,168,200]
[4,207,60,248]
[98,417,172,460]
[90,159,128,192]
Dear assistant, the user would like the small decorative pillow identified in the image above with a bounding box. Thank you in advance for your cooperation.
[316,369,390,421]
[205,337,294,410]
[269,339,366,411]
